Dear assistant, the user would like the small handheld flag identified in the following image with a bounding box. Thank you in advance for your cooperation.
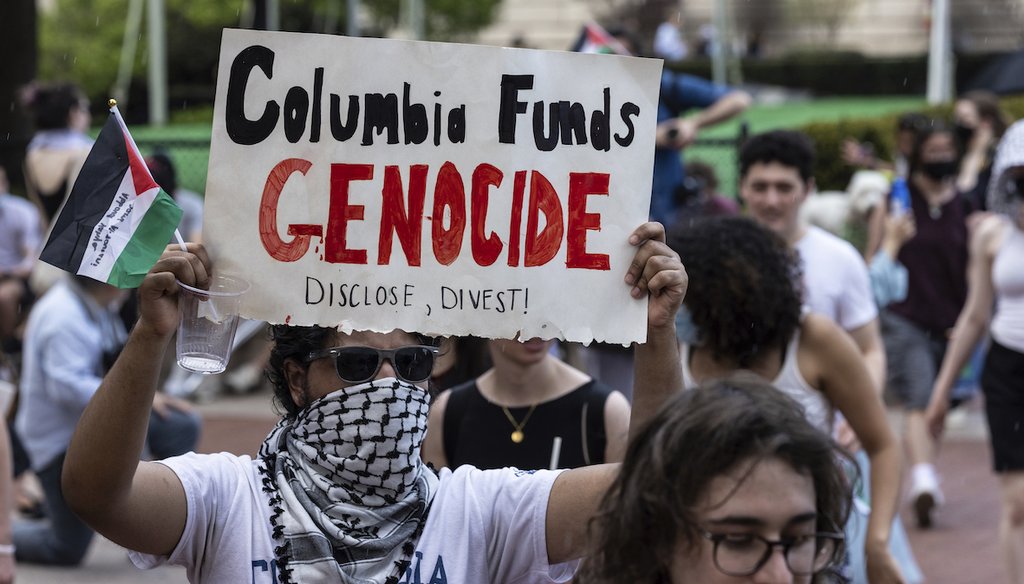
[39,101,183,288]
[570,22,633,56]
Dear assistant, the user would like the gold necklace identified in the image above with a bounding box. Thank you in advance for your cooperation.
[501,404,538,444]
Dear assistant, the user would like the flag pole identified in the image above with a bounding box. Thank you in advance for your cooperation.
[108,98,188,252]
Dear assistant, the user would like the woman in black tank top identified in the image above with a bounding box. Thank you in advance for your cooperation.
[422,338,630,471]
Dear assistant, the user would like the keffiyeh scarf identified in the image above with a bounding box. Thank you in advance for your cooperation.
[258,378,439,584]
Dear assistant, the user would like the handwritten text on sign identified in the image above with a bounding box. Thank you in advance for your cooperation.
[204,29,662,344]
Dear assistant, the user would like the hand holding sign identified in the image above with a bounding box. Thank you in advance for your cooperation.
[624,222,687,330]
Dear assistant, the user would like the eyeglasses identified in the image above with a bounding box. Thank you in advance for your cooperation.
[305,345,439,384]
[699,528,844,577]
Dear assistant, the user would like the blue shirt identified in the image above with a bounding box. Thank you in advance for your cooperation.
[15,280,126,470]
[869,251,909,308]
[651,72,731,225]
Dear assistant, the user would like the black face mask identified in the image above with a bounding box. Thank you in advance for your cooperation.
[921,160,958,181]
[954,123,975,147]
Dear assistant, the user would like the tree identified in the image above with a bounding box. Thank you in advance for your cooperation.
[365,0,503,41]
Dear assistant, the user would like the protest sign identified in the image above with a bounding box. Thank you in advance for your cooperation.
[205,28,662,344]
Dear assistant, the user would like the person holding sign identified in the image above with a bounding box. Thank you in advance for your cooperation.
[59,220,685,584]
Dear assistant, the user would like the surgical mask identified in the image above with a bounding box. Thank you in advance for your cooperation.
[921,160,958,181]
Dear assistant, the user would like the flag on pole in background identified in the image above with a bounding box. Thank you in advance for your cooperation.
[570,21,632,56]
[39,104,182,288]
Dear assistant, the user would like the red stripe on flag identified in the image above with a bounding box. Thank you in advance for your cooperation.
[122,130,159,196]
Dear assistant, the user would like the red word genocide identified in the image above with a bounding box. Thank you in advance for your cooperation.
[258,159,611,270]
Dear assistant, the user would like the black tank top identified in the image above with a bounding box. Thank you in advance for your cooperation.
[442,379,613,470]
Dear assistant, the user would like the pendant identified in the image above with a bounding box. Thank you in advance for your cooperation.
[511,430,524,443]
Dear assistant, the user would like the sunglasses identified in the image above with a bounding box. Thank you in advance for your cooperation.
[305,345,439,384]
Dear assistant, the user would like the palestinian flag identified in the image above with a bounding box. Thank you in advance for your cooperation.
[570,22,632,56]
[40,105,182,288]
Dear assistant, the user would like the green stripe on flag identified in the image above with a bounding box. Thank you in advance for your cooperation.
[106,190,184,288]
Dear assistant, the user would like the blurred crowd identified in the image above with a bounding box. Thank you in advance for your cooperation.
[0,26,1022,581]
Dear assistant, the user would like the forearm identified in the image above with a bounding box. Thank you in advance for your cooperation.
[932,313,988,401]
[0,420,12,545]
[63,323,170,516]
[956,150,986,193]
[692,92,751,129]
[862,344,886,396]
[629,323,682,441]
[865,442,902,548]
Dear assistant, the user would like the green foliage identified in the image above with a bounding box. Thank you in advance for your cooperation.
[39,1,129,100]
[800,117,898,191]
[800,95,1024,191]
[38,0,240,115]
[668,51,1011,97]
[366,0,502,41]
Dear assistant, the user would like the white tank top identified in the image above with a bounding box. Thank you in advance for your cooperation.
[991,221,1024,353]
[681,328,833,432]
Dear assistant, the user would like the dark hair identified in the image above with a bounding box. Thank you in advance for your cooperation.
[961,90,1009,138]
[579,375,853,584]
[897,112,929,133]
[667,216,802,367]
[146,152,178,195]
[23,82,87,131]
[267,325,335,418]
[266,325,439,418]
[684,160,719,192]
[908,119,954,177]
[739,130,816,184]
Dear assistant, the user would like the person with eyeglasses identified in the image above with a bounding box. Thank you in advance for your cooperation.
[59,221,687,584]
[578,374,851,584]
[667,216,909,584]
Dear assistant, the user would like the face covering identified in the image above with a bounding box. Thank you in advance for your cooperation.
[954,123,975,148]
[258,378,439,584]
[921,159,958,181]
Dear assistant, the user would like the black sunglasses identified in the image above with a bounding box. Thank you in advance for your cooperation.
[305,345,439,384]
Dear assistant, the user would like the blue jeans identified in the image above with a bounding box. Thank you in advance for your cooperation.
[13,408,200,565]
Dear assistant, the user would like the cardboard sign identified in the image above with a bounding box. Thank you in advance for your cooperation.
[204,28,662,344]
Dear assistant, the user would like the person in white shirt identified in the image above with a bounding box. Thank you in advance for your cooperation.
[60,222,687,583]
[738,130,886,398]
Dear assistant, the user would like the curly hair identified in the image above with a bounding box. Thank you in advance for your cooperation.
[739,130,816,184]
[578,375,853,584]
[667,216,802,367]
[266,325,335,418]
[266,325,441,418]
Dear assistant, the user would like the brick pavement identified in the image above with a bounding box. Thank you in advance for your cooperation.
[14,388,1007,583]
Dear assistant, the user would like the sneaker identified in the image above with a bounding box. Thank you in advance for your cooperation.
[909,464,944,528]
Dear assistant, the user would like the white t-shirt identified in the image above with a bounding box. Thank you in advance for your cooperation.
[794,226,877,332]
[130,452,576,584]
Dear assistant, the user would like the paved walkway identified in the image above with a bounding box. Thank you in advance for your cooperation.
[13,385,1006,583]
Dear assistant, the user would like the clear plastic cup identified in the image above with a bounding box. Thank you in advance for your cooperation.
[175,275,250,374]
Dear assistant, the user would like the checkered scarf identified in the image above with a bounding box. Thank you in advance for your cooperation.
[257,378,438,584]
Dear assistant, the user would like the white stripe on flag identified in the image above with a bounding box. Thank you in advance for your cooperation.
[78,168,161,282]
